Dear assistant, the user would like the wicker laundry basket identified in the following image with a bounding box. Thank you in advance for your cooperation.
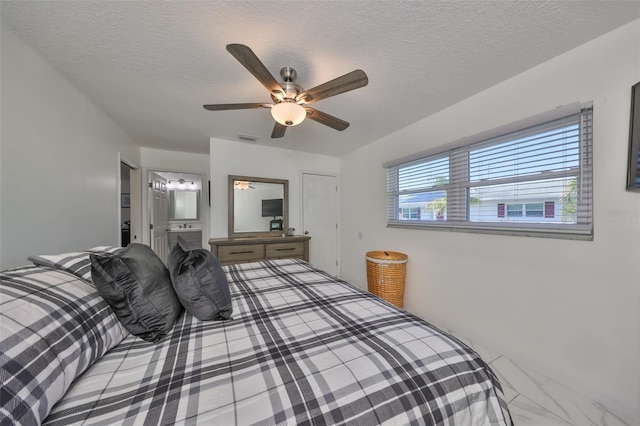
[366,251,408,308]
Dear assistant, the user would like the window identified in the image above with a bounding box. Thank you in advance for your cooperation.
[400,207,421,220]
[525,203,543,217]
[499,202,553,219]
[507,204,523,217]
[385,104,593,239]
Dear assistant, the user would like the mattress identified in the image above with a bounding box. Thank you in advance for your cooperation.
[2,258,511,425]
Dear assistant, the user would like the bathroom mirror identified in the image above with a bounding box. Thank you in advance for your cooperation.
[228,175,288,237]
[169,190,200,221]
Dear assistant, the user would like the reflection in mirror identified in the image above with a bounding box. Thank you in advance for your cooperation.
[233,183,282,232]
[229,175,288,237]
[169,190,200,220]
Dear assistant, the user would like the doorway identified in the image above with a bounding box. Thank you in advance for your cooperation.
[145,170,206,261]
[302,173,339,276]
[120,159,141,247]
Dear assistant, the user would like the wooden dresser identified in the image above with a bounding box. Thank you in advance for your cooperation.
[208,236,310,265]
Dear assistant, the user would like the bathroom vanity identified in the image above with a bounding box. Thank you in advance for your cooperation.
[168,228,203,249]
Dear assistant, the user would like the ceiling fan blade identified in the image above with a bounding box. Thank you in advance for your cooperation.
[203,103,268,111]
[297,70,368,104]
[305,107,350,131]
[226,44,283,95]
[271,122,287,138]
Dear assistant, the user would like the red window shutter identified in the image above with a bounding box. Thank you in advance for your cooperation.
[497,203,505,218]
[545,201,554,218]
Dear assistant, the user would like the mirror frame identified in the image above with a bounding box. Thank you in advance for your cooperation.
[228,175,289,238]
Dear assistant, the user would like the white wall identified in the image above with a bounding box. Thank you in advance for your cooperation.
[341,19,640,420]
[0,26,140,268]
[209,138,340,240]
[140,147,210,247]
[141,146,210,174]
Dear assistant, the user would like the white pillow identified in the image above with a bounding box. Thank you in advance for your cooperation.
[0,265,128,424]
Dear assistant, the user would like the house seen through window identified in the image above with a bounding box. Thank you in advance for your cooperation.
[386,105,593,239]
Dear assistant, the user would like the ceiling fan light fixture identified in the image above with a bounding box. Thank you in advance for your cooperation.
[234,181,251,190]
[271,101,306,127]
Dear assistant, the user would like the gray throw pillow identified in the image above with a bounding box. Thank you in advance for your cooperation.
[90,243,182,343]
[167,236,233,321]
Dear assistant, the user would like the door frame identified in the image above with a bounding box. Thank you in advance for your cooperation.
[142,167,208,248]
[118,154,141,247]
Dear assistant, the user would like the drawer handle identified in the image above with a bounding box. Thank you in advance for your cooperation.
[275,248,296,251]
[230,250,254,254]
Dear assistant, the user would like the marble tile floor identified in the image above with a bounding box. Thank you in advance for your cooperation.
[433,324,636,426]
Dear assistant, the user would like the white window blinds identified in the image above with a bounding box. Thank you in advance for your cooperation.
[386,105,593,239]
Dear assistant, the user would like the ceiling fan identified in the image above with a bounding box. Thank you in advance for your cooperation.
[203,44,369,138]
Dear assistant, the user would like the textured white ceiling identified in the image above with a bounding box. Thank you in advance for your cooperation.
[2,1,639,156]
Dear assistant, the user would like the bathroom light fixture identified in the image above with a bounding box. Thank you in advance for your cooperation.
[270,101,306,126]
[168,179,195,185]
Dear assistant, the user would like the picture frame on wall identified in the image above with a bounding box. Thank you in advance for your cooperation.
[121,193,131,208]
[626,81,640,191]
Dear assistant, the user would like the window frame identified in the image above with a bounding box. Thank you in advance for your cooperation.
[385,103,593,240]
[400,207,421,220]
[507,204,523,217]
[524,203,544,218]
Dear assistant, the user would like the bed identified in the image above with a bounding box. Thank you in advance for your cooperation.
[1,247,512,426]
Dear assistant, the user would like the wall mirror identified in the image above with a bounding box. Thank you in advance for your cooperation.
[228,175,288,238]
[169,190,200,220]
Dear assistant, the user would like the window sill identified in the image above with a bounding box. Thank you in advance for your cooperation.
[387,222,593,241]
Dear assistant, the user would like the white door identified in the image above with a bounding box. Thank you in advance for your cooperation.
[149,172,169,263]
[302,173,338,275]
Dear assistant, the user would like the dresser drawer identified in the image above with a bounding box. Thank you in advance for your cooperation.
[218,244,265,263]
[265,242,304,259]
[209,236,310,265]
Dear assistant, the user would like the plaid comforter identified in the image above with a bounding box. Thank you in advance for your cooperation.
[5,259,511,425]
